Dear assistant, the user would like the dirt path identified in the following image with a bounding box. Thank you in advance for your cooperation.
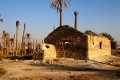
[0,56,120,80]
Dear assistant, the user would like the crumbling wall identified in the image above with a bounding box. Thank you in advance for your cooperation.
[44,26,88,60]
[33,43,56,61]
[53,35,88,60]
[87,35,111,59]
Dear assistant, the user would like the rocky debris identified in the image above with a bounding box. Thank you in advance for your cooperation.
[15,59,19,62]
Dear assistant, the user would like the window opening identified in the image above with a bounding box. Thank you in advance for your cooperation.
[64,42,69,49]
[46,45,50,49]
[100,42,102,49]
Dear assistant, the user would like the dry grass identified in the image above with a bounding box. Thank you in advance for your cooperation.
[112,49,120,57]
[0,56,2,61]
[70,74,97,80]
[0,66,7,76]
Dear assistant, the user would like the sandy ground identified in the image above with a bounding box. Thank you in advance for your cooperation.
[0,55,120,80]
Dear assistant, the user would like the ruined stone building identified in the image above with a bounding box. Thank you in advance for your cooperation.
[44,25,111,60]
[33,43,56,61]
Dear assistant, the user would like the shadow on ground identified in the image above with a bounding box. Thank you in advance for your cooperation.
[29,62,120,78]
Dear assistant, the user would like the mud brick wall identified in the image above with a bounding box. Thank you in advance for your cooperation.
[87,35,111,59]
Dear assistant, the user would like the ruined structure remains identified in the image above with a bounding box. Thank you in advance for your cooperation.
[44,25,111,60]
[33,43,56,61]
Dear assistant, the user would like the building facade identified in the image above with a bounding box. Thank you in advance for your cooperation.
[44,25,111,60]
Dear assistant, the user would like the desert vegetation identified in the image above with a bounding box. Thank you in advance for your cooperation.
[0,16,39,59]
[0,21,38,59]
[0,66,7,76]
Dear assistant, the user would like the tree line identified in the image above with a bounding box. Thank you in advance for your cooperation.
[0,21,39,58]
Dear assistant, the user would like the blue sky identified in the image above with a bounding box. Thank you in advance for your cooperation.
[0,0,120,44]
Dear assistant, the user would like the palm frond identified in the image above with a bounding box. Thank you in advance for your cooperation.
[66,0,71,5]
[64,2,67,9]
[50,0,71,12]
[0,19,3,22]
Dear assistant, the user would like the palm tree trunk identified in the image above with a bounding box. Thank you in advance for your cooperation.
[3,35,6,58]
[1,33,3,57]
[1,41,3,57]
[7,35,10,57]
[13,34,15,56]
[22,23,26,56]
[16,27,18,56]
[23,42,26,56]
[36,40,37,48]
[10,42,12,56]
[18,43,20,55]
[12,42,14,56]
[60,0,62,26]
[0,42,2,57]
[27,41,29,55]
[33,39,34,53]
[60,10,62,26]
[16,21,20,56]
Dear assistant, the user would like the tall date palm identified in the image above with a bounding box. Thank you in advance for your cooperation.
[26,33,31,55]
[51,0,71,26]
[21,23,26,56]
[16,21,20,56]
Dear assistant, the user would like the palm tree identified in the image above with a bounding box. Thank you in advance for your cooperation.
[33,39,34,53]
[21,23,26,56]
[10,38,14,56]
[1,31,6,57]
[51,0,71,26]
[6,33,10,57]
[26,33,31,55]
[36,40,38,48]
[2,31,10,57]
[16,21,20,56]
[13,34,15,56]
